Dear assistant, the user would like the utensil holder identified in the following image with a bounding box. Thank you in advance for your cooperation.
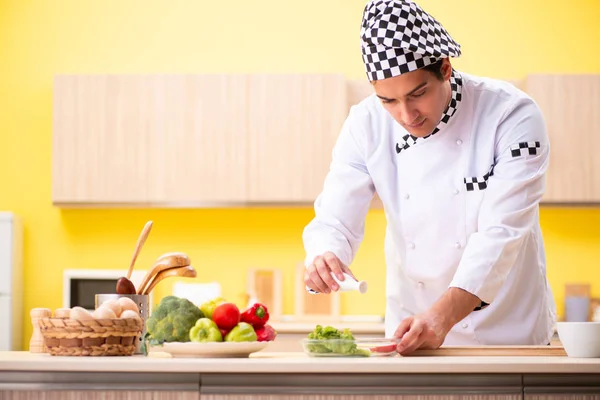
[96,294,150,354]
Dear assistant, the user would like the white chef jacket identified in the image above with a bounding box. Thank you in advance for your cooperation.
[303,70,557,345]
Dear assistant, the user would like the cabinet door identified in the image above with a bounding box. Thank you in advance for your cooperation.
[53,75,150,204]
[1,391,199,400]
[144,75,248,204]
[53,75,248,205]
[525,396,600,400]
[526,74,600,203]
[246,74,347,202]
[200,374,522,400]
[201,395,521,400]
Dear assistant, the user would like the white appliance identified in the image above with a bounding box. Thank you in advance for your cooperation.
[0,212,23,351]
[63,269,153,311]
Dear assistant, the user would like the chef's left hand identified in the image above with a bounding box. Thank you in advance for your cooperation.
[393,310,450,355]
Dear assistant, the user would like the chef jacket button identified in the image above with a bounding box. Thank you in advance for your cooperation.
[462,323,469,329]
[456,139,463,145]
[417,281,424,288]
[455,242,462,249]
[404,193,410,200]
[408,242,415,249]
[453,189,459,195]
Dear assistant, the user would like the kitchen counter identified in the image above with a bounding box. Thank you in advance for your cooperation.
[1,351,599,374]
[1,351,599,399]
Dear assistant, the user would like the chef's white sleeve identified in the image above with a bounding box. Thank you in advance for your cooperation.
[449,98,549,306]
[302,108,376,268]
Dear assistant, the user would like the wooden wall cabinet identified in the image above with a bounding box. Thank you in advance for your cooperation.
[526,74,600,204]
[246,74,347,202]
[53,73,600,207]
[52,74,347,207]
[53,75,249,205]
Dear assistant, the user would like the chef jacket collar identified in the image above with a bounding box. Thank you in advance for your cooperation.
[396,69,463,154]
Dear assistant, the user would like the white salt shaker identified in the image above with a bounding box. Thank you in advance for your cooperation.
[306,272,368,294]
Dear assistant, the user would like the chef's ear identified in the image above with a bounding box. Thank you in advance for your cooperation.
[441,58,453,81]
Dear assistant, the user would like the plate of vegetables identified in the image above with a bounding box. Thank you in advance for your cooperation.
[144,296,276,358]
[301,325,400,357]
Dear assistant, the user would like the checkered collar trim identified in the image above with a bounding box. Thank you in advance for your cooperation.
[361,0,461,82]
[396,70,463,154]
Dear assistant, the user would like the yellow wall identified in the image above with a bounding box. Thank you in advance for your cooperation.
[1,0,599,350]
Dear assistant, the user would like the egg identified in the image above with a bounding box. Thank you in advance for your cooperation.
[70,306,93,320]
[100,299,122,317]
[117,297,139,314]
[120,309,141,320]
[92,306,117,320]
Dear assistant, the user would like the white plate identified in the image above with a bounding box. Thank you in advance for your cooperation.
[148,341,270,358]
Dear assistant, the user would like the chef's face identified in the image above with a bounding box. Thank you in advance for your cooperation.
[372,59,453,137]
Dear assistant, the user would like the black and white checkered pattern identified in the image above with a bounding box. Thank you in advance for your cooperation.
[361,0,461,81]
[395,133,418,154]
[396,70,462,154]
[510,141,540,157]
[464,164,495,192]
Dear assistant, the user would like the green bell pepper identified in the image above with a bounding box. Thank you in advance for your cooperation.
[224,322,257,342]
[189,318,223,342]
[199,297,227,320]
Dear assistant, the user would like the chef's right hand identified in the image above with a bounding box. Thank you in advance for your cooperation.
[304,252,357,294]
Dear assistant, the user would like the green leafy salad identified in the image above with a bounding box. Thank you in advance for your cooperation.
[306,325,371,357]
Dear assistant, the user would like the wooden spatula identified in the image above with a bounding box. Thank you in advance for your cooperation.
[142,265,197,295]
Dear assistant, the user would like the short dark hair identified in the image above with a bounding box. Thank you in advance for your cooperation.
[422,59,444,81]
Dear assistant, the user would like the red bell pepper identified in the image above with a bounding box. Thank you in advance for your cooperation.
[255,324,277,342]
[219,327,231,338]
[240,303,269,327]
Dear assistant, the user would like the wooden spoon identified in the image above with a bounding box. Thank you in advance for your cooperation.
[136,253,191,295]
[155,251,190,268]
[128,221,154,279]
[142,265,197,295]
[116,221,153,295]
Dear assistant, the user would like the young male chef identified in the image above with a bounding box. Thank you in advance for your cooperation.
[302,0,557,355]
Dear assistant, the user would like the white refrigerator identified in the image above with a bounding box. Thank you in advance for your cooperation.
[0,212,22,351]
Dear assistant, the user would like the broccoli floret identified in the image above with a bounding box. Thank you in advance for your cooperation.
[146,296,204,343]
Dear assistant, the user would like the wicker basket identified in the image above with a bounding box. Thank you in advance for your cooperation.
[39,317,144,356]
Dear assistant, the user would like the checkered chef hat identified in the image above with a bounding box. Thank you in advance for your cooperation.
[360,0,461,81]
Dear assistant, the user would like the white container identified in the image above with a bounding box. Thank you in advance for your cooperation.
[307,272,368,294]
[333,273,368,294]
[565,296,590,322]
[556,322,600,358]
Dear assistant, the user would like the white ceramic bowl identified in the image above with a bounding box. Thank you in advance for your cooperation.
[556,322,600,358]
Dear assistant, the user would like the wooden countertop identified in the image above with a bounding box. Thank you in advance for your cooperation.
[1,351,599,374]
